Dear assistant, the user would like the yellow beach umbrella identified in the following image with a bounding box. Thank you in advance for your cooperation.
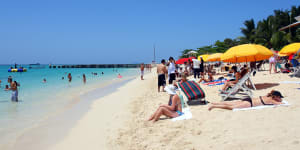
[198,54,209,62]
[206,53,223,62]
[221,44,273,63]
[279,43,300,56]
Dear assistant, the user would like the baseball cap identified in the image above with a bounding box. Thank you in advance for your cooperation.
[272,90,284,98]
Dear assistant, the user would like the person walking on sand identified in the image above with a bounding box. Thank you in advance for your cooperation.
[157,59,167,92]
[140,63,145,80]
[269,55,276,74]
[167,57,176,84]
[83,74,86,84]
[68,73,72,82]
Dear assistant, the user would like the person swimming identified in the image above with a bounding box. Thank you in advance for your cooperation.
[117,74,122,78]
[43,78,47,83]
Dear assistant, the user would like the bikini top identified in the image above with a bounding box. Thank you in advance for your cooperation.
[259,96,273,105]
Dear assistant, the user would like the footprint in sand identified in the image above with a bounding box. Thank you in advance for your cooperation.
[292,140,300,145]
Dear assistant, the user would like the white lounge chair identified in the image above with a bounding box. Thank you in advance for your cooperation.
[220,71,255,101]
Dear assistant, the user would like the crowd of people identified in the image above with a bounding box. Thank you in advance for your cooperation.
[146,55,290,122]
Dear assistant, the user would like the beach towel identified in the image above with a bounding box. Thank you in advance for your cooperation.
[178,81,205,100]
[202,79,227,86]
[171,108,192,121]
[233,100,289,111]
[280,81,300,84]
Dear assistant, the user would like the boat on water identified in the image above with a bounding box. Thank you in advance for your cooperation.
[29,63,45,69]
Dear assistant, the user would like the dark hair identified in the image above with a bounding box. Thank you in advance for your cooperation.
[161,59,165,63]
[231,66,238,72]
[169,57,174,61]
[267,90,284,98]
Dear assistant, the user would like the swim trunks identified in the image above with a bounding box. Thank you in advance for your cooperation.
[141,71,144,76]
[11,90,18,102]
[158,74,166,86]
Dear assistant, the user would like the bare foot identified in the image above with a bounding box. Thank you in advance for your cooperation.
[208,106,214,111]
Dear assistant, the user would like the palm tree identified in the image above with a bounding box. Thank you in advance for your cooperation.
[240,19,256,43]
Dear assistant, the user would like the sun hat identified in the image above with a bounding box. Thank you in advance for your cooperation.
[164,85,177,95]
[272,90,284,98]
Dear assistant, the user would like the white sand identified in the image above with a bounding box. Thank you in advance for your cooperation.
[50,66,300,150]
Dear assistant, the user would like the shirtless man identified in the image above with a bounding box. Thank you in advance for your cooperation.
[140,63,145,80]
[10,81,18,102]
[157,59,168,92]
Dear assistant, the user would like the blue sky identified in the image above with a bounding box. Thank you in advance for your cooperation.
[0,0,298,64]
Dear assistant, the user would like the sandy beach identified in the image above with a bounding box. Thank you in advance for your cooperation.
[48,66,300,150]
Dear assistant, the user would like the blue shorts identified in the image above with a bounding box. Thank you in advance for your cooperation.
[176,111,184,116]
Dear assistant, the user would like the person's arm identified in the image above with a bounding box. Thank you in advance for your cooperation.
[272,100,283,105]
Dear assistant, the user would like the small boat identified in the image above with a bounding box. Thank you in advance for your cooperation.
[29,63,45,69]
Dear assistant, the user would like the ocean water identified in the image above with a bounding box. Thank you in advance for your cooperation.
[0,65,140,148]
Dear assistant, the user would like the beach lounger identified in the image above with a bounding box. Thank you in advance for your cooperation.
[220,71,255,101]
[177,81,207,105]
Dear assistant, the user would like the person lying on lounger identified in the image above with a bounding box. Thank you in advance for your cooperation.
[220,66,241,92]
[198,72,214,83]
[208,90,283,111]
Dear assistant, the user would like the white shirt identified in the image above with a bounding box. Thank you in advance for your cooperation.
[192,59,200,69]
[168,62,176,75]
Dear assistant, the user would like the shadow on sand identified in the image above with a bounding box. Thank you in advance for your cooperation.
[254,83,279,90]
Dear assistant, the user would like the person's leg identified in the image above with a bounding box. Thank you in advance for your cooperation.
[153,107,179,122]
[194,69,197,79]
[211,100,243,105]
[208,104,233,111]
[221,81,232,91]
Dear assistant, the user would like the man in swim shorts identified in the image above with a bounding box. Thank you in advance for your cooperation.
[157,59,167,92]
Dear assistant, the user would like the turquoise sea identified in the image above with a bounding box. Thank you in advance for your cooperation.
[0,65,140,149]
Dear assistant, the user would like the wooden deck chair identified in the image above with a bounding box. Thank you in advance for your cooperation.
[220,71,254,101]
[177,81,207,105]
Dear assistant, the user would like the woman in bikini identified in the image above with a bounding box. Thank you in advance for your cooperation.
[148,74,188,122]
[198,72,214,83]
[148,94,183,122]
[220,66,241,92]
[208,90,283,111]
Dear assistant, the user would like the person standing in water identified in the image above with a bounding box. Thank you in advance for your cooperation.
[140,63,145,80]
[68,73,72,82]
[83,74,86,84]
[10,81,18,102]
